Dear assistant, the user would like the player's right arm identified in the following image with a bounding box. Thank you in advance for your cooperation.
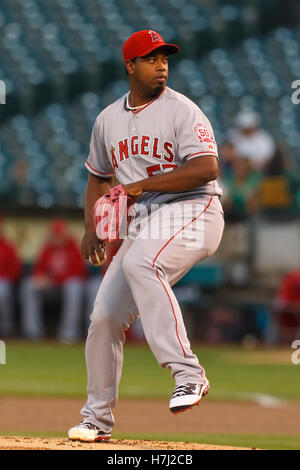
[81,173,113,266]
[82,112,115,265]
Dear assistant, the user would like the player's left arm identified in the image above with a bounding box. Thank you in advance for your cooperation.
[123,155,218,197]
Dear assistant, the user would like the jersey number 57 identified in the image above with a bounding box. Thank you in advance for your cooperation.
[146,163,178,177]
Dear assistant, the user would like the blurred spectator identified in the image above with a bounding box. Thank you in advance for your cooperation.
[205,307,237,343]
[222,157,262,221]
[20,219,87,342]
[0,216,21,336]
[9,160,32,205]
[228,110,276,171]
[258,145,293,212]
[12,160,30,187]
[273,270,300,343]
[219,141,239,178]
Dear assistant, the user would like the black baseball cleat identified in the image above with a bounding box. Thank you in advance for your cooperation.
[169,378,210,414]
[68,421,111,442]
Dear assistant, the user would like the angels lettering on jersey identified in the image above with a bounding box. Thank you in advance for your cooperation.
[110,136,177,177]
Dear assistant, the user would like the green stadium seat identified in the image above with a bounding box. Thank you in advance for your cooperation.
[0,1,299,209]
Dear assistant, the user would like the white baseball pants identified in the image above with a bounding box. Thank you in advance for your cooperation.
[81,195,224,432]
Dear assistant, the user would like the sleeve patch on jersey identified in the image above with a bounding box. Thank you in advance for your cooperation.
[194,124,216,145]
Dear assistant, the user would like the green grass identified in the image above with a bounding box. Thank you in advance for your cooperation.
[122,344,300,401]
[0,341,86,396]
[2,430,299,450]
[0,341,299,401]
[114,432,300,450]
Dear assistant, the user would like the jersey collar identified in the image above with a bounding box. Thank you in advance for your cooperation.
[124,87,166,115]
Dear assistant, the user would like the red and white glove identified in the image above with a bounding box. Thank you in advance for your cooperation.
[93,184,135,243]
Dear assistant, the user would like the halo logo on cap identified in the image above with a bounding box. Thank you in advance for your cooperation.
[148,30,161,43]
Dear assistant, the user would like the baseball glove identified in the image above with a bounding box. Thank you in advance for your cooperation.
[93,184,135,243]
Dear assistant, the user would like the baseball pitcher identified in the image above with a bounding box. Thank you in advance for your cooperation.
[68,30,224,443]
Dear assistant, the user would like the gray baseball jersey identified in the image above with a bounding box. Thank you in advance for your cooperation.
[85,86,222,208]
[80,86,225,433]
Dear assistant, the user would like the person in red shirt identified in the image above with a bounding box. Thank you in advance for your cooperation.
[0,216,22,336]
[20,219,87,342]
[274,271,300,343]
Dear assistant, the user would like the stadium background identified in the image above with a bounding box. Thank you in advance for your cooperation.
[0,0,300,450]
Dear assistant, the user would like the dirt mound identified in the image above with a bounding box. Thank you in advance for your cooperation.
[0,436,249,451]
[1,396,299,436]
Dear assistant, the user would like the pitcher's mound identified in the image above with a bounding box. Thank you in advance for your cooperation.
[0,436,250,450]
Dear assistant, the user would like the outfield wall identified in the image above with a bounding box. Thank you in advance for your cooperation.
[2,215,300,288]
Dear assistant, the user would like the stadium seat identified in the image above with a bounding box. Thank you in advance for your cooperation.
[0,2,299,208]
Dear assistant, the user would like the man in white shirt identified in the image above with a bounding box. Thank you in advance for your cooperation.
[228,110,276,171]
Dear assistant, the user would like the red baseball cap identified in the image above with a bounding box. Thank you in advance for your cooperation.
[123,30,180,62]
